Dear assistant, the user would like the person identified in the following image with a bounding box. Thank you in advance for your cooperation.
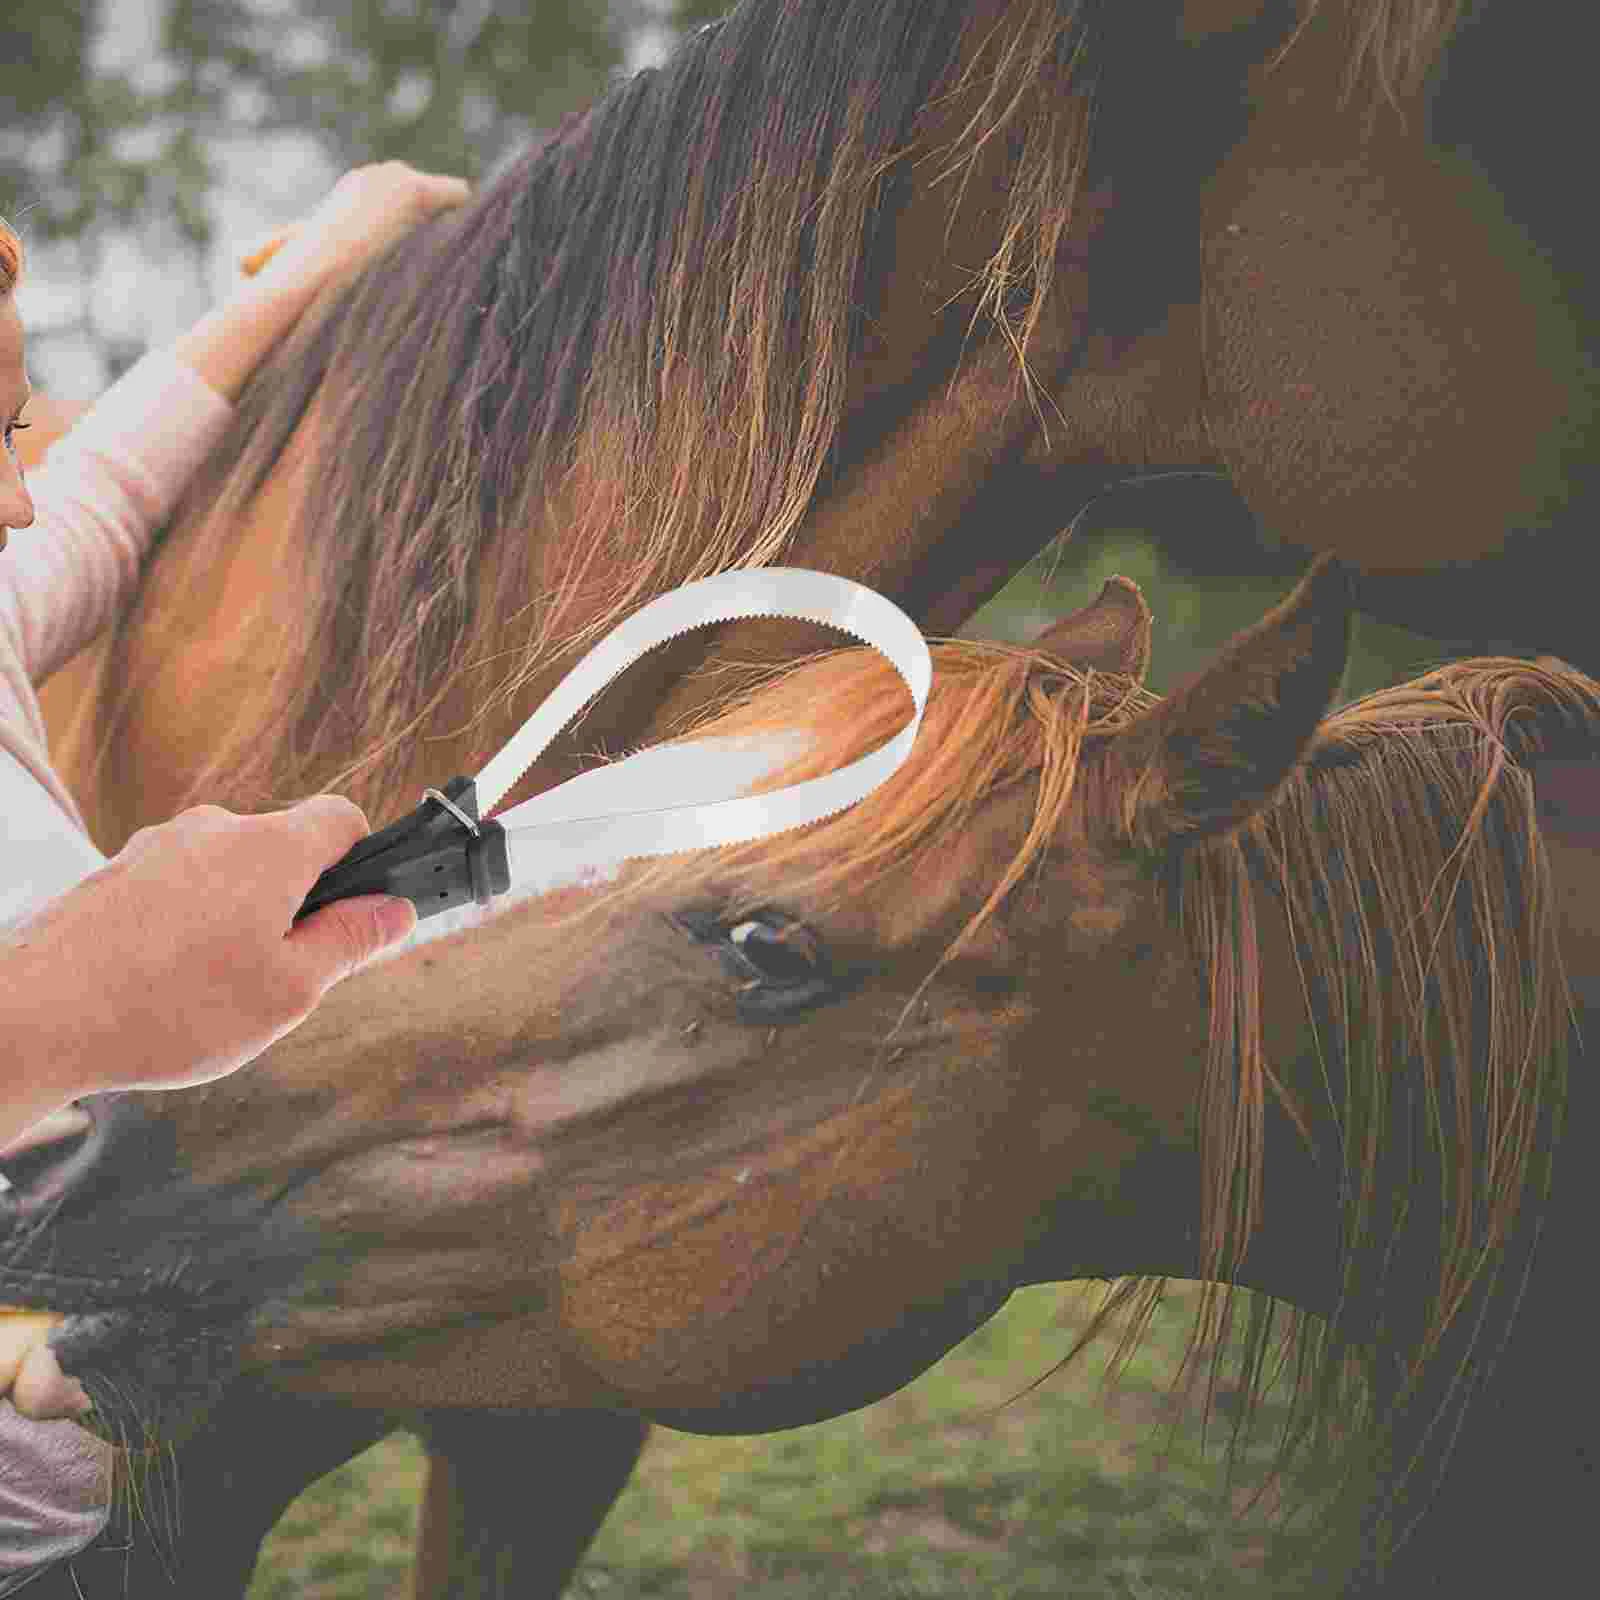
[0,161,469,1587]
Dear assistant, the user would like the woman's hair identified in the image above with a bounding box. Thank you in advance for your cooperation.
[0,217,21,297]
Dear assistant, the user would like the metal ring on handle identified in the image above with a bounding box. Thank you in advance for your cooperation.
[423,786,480,836]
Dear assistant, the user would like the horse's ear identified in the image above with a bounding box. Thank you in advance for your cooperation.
[1031,576,1152,681]
[1108,555,1353,848]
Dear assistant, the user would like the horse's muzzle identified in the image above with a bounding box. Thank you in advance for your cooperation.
[0,1095,179,1303]
[0,1098,154,1419]
[0,1094,323,1440]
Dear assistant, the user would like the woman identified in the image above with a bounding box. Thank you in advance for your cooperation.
[0,161,467,1586]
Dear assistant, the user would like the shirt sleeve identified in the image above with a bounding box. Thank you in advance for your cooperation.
[0,349,235,686]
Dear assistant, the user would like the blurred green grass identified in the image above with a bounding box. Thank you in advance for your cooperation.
[249,1281,1355,1600]
[250,530,1429,1598]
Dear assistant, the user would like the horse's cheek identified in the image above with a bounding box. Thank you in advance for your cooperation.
[1200,141,1589,573]
[551,1058,1059,1406]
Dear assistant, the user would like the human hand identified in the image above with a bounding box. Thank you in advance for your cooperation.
[174,162,469,401]
[237,161,471,296]
[4,795,417,1101]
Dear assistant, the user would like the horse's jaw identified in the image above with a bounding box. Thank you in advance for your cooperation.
[209,953,1048,1419]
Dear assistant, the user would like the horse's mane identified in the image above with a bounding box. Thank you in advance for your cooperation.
[639,638,1595,1556]
[91,1,1461,829]
[112,0,1096,820]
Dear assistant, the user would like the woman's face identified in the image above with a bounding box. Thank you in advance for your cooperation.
[1,294,36,553]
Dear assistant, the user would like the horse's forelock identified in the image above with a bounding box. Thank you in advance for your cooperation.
[626,639,1154,936]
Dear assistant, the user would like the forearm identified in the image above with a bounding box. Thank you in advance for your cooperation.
[0,946,96,1148]
[171,271,328,404]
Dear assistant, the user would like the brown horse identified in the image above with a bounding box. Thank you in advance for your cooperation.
[9,555,1600,1598]
[38,0,1600,848]
[14,0,1597,1590]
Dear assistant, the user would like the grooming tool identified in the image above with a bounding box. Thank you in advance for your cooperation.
[294,569,931,924]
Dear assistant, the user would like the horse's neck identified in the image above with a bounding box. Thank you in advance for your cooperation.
[66,450,304,843]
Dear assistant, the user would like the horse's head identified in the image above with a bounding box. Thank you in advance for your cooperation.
[1,560,1361,1444]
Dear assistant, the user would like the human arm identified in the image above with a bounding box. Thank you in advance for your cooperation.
[171,162,470,402]
[1,162,471,690]
[0,794,416,1148]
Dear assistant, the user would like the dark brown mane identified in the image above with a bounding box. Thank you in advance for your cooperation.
[638,639,1596,1554]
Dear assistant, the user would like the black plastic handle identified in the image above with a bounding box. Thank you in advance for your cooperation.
[294,776,511,924]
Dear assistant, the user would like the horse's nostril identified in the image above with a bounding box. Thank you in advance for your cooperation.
[0,1105,94,1194]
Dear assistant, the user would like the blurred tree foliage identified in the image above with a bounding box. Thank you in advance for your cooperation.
[1,0,729,257]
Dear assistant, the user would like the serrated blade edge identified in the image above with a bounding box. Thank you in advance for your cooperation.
[474,568,931,826]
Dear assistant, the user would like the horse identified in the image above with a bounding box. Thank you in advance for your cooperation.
[9,553,1600,1598]
[37,0,1600,845]
[13,0,1596,1589]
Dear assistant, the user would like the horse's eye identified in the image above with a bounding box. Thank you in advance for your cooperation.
[670,908,843,1022]
[726,917,822,985]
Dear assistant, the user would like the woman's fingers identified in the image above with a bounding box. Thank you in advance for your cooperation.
[238,162,472,285]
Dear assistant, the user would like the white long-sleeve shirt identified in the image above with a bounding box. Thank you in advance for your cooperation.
[0,350,232,1586]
